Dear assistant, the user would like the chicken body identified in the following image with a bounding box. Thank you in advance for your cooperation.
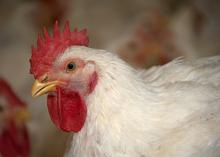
[60,47,220,157]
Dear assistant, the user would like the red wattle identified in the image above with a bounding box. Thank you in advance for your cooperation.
[0,121,30,157]
[47,88,87,132]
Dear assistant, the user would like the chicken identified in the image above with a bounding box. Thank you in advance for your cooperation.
[0,78,30,157]
[30,21,220,157]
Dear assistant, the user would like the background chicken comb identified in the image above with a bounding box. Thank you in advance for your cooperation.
[0,78,26,107]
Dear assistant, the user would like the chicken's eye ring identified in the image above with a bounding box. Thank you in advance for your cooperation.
[66,62,76,72]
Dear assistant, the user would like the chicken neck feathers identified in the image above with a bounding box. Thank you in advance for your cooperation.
[60,47,220,157]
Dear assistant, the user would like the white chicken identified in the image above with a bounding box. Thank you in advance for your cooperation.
[30,22,220,157]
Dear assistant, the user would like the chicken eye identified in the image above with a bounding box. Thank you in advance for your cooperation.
[66,62,76,72]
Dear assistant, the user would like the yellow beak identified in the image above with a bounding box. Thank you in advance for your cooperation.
[31,79,59,97]
[14,107,30,125]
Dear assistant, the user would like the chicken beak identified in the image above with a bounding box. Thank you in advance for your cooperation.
[31,79,59,97]
[14,107,30,125]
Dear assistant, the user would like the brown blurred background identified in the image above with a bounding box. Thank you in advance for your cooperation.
[0,0,220,156]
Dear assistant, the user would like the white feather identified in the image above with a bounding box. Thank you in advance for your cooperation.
[58,46,220,157]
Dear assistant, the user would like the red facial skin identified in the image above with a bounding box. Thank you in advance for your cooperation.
[44,59,98,132]
[88,72,98,94]
[0,79,30,157]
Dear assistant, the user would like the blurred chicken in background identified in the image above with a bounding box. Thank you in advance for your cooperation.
[0,0,69,157]
[0,78,30,157]
[108,10,182,68]
[167,0,220,58]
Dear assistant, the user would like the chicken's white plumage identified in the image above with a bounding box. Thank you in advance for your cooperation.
[62,46,220,157]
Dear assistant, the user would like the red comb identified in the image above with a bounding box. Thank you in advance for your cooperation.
[0,78,26,107]
[30,21,89,78]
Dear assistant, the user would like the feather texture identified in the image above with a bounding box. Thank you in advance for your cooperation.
[54,46,220,157]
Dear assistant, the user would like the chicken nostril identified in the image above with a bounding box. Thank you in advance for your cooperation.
[41,76,49,83]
